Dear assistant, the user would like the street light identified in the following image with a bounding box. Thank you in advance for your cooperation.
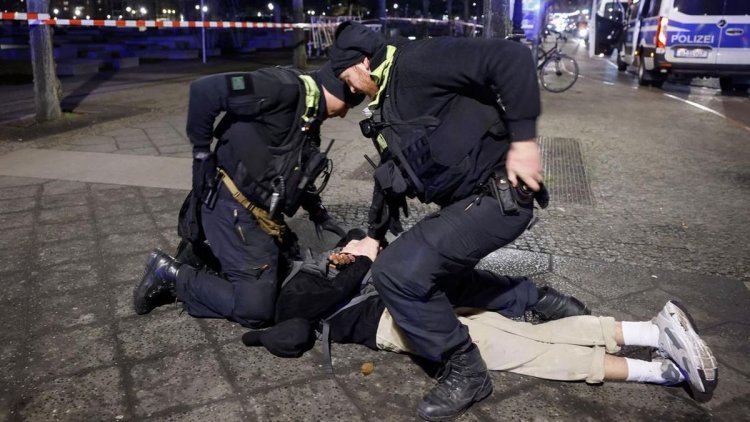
[267,3,274,11]
[140,7,147,14]
[393,3,399,9]
[53,8,59,14]
[126,6,132,12]
[202,5,208,12]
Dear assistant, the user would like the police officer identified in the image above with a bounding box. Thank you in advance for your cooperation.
[132,63,365,328]
[329,22,546,420]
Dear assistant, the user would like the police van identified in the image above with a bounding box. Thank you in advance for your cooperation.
[613,0,750,90]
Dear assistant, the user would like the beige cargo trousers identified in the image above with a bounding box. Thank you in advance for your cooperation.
[377,309,620,383]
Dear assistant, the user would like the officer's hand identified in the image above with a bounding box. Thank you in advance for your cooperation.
[191,151,216,194]
[336,237,380,262]
[506,139,543,192]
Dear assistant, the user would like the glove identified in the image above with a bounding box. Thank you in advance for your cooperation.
[308,204,346,239]
[191,151,217,199]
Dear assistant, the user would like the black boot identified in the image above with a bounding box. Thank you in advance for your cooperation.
[417,344,493,421]
[532,286,590,321]
[133,249,181,315]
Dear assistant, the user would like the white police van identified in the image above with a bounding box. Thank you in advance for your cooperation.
[615,0,750,91]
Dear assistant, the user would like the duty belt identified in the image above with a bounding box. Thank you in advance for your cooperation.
[216,168,287,241]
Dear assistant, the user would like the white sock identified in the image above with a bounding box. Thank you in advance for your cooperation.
[621,321,659,347]
[625,358,685,384]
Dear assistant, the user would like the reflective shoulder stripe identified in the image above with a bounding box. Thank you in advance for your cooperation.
[298,74,320,122]
[368,45,398,108]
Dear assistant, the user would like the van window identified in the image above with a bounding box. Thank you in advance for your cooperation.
[647,0,662,17]
[723,0,750,15]
[673,0,722,15]
[629,0,641,20]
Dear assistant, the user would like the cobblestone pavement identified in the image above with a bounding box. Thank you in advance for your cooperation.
[0,52,748,421]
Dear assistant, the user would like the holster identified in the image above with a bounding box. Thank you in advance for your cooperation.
[487,172,549,215]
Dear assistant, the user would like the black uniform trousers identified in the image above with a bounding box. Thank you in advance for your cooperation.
[175,185,295,327]
[372,193,537,362]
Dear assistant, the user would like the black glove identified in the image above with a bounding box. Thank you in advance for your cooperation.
[308,204,346,239]
[191,151,217,199]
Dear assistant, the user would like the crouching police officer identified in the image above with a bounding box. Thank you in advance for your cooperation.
[132,63,365,328]
[329,22,550,420]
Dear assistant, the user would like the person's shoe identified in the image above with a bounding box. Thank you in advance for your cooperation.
[417,344,493,421]
[532,286,591,321]
[654,358,686,386]
[654,301,718,395]
[133,249,181,315]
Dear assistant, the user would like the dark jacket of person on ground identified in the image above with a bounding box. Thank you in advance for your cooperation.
[133,64,365,328]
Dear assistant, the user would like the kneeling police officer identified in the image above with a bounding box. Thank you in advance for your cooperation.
[132,63,365,328]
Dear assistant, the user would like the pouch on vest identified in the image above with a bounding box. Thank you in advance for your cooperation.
[177,190,205,244]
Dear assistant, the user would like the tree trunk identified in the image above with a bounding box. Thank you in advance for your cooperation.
[28,0,62,122]
[463,0,469,20]
[292,0,306,69]
[483,0,510,39]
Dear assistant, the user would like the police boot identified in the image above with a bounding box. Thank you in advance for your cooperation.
[133,249,181,315]
[532,286,590,321]
[417,343,493,421]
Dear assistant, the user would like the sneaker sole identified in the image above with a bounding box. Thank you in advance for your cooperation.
[417,375,493,422]
[662,301,718,396]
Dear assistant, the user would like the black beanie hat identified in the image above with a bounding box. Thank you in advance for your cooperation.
[330,21,386,77]
[313,62,365,107]
[242,318,316,358]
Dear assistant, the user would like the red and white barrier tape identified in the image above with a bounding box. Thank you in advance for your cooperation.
[1,12,483,30]
[1,12,309,29]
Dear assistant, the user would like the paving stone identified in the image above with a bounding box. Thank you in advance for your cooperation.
[37,221,96,244]
[220,342,320,389]
[41,180,88,196]
[0,184,41,200]
[91,185,141,203]
[0,339,23,387]
[600,289,683,322]
[157,144,192,156]
[69,143,120,153]
[40,193,89,209]
[31,261,100,295]
[0,211,33,229]
[98,213,157,234]
[478,248,551,276]
[0,197,37,214]
[0,226,33,251]
[93,200,147,219]
[37,238,97,267]
[652,269,750,327]
[708,393,750,421]
[115,139,155,150]
[701,322,750,376]
[39,205,91,224]
[143,399,246,422]
[199,319,245,344]
[27,325,115,381]
[551,256,658,299]
[335,356,433,420]
[0,248,30,273]
[118,314,209,360]
[18,367,125,421]
[103,252,150,285]
[0,176,45,188]
[143,193,186,213]
[152,210,178,229]
[0,271,30,305]
[113,147,160,156]
[517,379,709,421]
[700,364,750,409]
[0,298,26,341]
[102,127,145,138]
[130,349,232,418]
[100,232,166,257]
[27,288,109,333]
[140,187,173,198]
[248,378,363,421]
[64,135,116,147]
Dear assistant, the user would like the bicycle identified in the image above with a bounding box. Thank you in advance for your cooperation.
[536,30,579,93]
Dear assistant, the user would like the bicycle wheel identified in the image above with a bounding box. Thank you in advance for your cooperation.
[539,53,579,93]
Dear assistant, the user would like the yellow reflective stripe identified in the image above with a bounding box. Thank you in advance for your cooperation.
[298,74,320,122]
[375,134,387,152]
[369,45,397,107]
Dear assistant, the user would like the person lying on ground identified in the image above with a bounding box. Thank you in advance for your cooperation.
[245,234,718,400]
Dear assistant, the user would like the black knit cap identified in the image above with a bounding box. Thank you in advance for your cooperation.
[330,21,386,77]
[242,318,316,358]
[313,62,365,107]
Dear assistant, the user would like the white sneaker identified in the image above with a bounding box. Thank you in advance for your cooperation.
[654,301,718,395]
